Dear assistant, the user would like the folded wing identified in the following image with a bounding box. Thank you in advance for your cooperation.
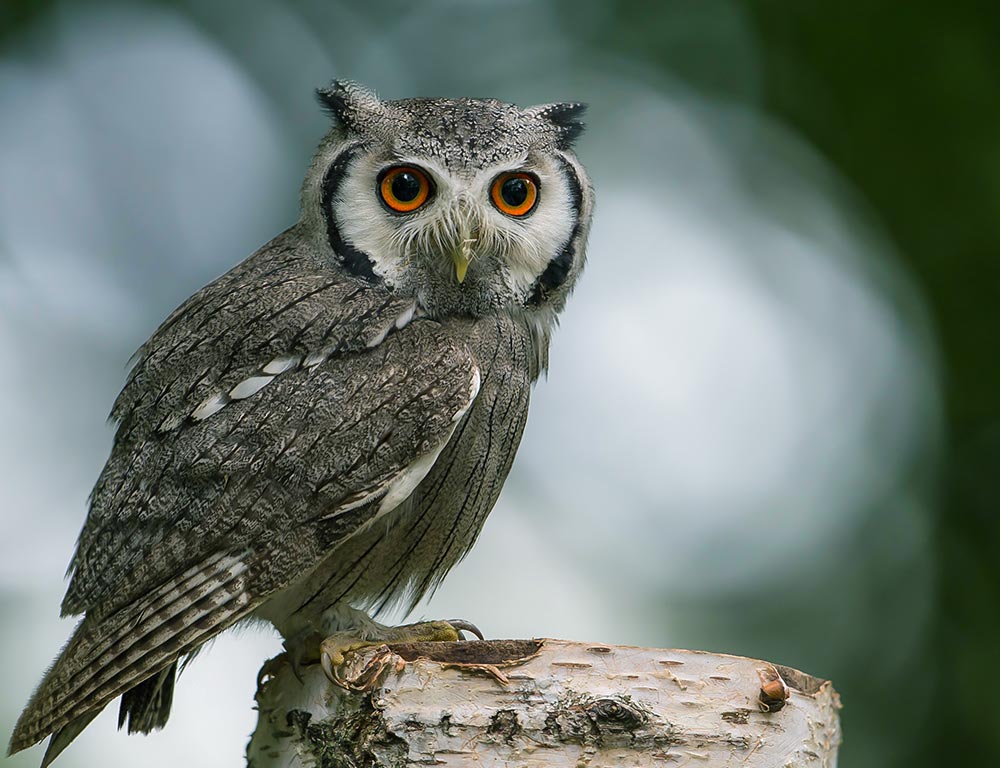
[9,234,480,760]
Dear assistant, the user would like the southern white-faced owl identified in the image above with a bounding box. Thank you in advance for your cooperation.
[9,80,593,765]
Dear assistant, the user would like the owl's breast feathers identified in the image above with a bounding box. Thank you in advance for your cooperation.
[9,228,538,757]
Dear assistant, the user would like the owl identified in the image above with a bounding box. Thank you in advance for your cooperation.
[8,80,593,765]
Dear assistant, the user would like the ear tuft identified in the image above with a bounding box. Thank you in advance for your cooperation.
[316,80,384,130]
[530,102,588,148]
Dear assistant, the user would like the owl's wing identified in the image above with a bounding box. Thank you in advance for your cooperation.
[109,228,420,446]
[64,229,422,616]
[9,234,480,756]
[12,319,480,757]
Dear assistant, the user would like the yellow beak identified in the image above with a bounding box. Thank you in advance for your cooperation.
[452,236,476,283]
[452,251,470,283]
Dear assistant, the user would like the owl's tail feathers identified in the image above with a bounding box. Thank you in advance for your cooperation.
[28,661,178,767]
[118,659,178,734]
[7,551,255,762]
[39,711,99,768]
[37,660,180,768]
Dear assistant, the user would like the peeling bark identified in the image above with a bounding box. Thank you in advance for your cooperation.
[247,638,841,767]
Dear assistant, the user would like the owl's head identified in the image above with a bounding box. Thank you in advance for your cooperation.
[299,81,593,323]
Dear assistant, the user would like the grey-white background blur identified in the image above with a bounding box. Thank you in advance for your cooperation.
[1,2,941,767]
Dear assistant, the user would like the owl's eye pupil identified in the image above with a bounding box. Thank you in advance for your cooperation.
[391,171,422,202]
[500,177,528,207]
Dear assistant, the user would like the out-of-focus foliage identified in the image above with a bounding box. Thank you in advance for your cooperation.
[0,1,995,767]
[739,4,1000,764]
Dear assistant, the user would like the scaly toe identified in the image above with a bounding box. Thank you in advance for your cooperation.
[316,619,486,686]
[319,634,379,684]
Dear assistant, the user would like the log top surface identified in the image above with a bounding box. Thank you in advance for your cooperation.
[250,637,842,767]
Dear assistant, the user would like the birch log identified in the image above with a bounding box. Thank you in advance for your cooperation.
[247,638,841,767]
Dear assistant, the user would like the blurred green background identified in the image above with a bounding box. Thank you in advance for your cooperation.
[0,1,997,766]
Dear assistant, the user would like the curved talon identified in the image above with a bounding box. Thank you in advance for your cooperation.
[320,651,336,685]
[318,619,484,690]
[289,655,306,685]
[256,653,288,690]
[323,651,367,691]
[256,665,272,690]
[447,619,485,641]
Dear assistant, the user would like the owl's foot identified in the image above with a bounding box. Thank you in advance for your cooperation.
[256,629,325,689]
[319,619,483,686]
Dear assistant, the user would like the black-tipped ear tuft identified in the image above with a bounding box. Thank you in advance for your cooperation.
[531,102,588,148]
[316,82,350,122]
[316,80,383,131]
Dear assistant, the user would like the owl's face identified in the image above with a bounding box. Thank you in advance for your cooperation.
[299,82,593,321]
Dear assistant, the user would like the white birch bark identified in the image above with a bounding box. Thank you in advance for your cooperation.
[247,638,841,767]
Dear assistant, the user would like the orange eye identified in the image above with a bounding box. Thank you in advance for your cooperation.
[378,166,432,213]
[490,172,539,217]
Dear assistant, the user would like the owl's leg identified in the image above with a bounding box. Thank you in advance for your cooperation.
[259,630,324,685]
[319,619,484,685]
[260,604,377,684]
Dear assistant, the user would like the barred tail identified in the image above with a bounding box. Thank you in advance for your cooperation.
[118,659,178,735]
[8,552,254,761]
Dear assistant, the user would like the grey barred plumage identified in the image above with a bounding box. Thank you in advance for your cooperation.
[9,80,594,765]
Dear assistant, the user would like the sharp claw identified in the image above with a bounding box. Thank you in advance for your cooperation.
[320,651,336,684]
[447,619,485,641]
[318,621,482,690]
[290,655,305,685]
[257,654,287,690]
